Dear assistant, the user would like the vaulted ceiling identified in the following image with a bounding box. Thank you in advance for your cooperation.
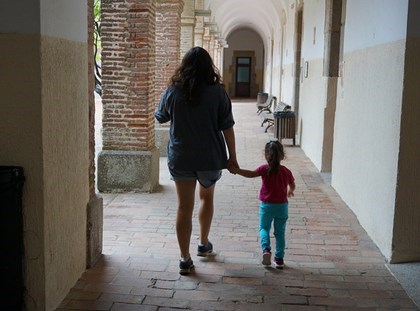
[205,0,289,43]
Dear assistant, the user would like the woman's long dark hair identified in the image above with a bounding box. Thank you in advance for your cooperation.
[170,46,222,104]
[265,140,285,175]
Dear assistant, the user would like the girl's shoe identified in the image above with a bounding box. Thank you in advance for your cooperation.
[273,257,284,269]
[179,257,194,275]
[197,241,213,257]
[262,249,271,266]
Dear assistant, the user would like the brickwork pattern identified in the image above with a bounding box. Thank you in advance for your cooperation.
[59,101,418,310]
[155,0,183,106]
[101,0,156,151]
[180,0,195,61]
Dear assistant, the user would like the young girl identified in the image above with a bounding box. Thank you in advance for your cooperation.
[231,140,295,268]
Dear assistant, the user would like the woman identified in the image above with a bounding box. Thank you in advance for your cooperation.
[155,47,238,275]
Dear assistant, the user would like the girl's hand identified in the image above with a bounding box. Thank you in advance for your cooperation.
[287,190,294,198]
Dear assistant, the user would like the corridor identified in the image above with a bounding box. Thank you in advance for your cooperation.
[57,101,418,310]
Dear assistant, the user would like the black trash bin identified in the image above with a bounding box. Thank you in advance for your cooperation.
[0,166,25,310]
[273,111,296,145]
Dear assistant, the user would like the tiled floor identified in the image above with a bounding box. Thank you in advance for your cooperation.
[58,101,419,310]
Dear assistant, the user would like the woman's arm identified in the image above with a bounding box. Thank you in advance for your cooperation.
[155,90,171,123]
[222,127,239,170]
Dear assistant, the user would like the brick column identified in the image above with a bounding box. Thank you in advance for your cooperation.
[180,0,195,61]
[98,0,159,192]
[155,0,183,156]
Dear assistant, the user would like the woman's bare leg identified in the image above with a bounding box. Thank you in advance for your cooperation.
[175,180,196,259]
[198,183,216,245]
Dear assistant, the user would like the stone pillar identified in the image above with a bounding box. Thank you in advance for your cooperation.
[1,1,91,308]
[202,19,211,52]
[180,0,195,61]
[391,0,420,263]
[209,33,215,59]
[194,0,205,47]
[213,41,221,70]
[155,0,184,156]
[194,19,204,47]
[218,44,224,77]
[87,0,103,269]
[99,0,159,192]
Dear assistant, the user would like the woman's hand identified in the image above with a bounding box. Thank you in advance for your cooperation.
[227,158,239,174]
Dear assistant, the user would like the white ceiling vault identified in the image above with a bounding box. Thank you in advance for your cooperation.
[204,0,290,46]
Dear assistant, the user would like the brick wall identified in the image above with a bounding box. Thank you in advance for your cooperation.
[155,0,183,105]
[101,0,156,151]
[180,0,195,61]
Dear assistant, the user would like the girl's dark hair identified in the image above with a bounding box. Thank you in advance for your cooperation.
[170,46,222,104]
[265,140,285,175]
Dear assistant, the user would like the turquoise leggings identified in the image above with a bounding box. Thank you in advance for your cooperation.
[259,202,288,259]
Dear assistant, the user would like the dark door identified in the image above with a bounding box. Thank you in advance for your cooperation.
[235,57,251,97]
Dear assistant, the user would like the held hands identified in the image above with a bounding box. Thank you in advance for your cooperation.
[227,158,239,174]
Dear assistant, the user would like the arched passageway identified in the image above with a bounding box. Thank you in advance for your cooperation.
[1,0,419,309]
[61,100,419,309]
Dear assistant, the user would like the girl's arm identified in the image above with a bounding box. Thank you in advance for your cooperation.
[288,181,296,197]
[231,167,260,178]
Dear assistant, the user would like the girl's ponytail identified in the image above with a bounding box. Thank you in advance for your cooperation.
[265,140,285,175]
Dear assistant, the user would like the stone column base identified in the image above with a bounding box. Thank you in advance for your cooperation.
[155,125,170,157]
[87,194,103,268]
[97,148,159,193]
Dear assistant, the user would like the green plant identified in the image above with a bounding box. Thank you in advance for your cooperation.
[94,0,102,95]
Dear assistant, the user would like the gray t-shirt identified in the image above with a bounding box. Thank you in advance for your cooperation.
[155,83,235,171]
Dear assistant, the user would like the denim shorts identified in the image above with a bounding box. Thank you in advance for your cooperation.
[169,167,222,188]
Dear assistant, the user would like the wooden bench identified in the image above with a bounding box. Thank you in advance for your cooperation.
[260,100,293,133]
[256,94,272,115]
[259,96,277,132]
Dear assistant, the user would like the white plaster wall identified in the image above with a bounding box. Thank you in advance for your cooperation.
[270,21,283,99]
[296,0,327,169]
[0,33,46,310]
[301,0,325,60]
[344,0,408,51]
[224,29,264,71]
[282,63,295,105]
[40,0,87,42]
[299,59,327,169]
[0,1,89,309]
[332,0,408,259]
[41,36,89,310]
[281,2,299,106]
[263,38,273,94]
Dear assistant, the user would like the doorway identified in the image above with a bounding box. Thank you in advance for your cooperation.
[235,57,251,97]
